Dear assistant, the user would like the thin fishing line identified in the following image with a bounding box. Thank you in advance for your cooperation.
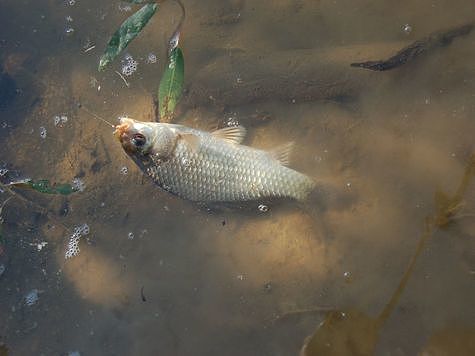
[79,104,115,128]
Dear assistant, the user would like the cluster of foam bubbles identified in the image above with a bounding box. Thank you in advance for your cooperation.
[24,289,39,306]
[53,114,68,127]
[65,223,89,259]
[146,53,157,64]
[121,54,138,76]
[71,177,85,192]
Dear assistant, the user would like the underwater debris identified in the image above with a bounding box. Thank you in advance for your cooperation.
[351,22,474,71]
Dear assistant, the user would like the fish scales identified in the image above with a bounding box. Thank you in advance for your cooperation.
[116,119,315,203]
[145,132,312,201]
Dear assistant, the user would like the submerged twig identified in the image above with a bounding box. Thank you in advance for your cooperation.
[351,22,474,71]
[278,306,335,320]
[115,70,130,87]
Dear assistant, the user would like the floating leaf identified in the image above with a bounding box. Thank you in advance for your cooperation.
[8,179,78,195]
[158,47,184,122]
[98,3,158,71]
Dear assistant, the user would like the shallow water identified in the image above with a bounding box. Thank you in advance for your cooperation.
[1,0,475,355]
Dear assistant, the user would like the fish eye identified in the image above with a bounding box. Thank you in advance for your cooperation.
[132,133,146,147]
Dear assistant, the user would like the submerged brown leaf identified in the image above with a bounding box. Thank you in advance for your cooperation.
[301,310,378,356]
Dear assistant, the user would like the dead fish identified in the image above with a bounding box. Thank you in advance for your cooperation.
[115,118,316,203]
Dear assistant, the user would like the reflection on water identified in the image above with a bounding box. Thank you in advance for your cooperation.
[1,0,475,355]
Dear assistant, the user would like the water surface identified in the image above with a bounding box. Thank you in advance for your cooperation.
[1,0,475,355]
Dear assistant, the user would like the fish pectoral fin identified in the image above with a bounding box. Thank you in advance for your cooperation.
[179,132,200,151]
[268,142,294,166]
[211,126,246,144]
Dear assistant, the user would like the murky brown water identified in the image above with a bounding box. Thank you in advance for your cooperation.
[1,0,475,355]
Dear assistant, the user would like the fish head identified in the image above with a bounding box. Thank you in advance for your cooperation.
[115,117,156,156]
[114,117,177,160]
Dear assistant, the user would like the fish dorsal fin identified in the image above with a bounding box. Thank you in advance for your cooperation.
[211,126,246,144]
[268,142,294,166]
[179,132,200,152]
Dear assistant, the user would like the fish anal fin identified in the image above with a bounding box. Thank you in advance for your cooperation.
[269,142,294,166]
[179,132,200,152]
[211,126,246,144]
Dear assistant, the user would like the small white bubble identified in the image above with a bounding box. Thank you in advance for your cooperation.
[65,27,75,35]
[258,204,269,212]
[226,117,239,127]
[128,232,135,240]
[236,274,245,281]
[402,23,412,35]
[118,4,132,12]
[65,15,73,22]
[146,53,157,64]
[39,126,47,139]
[53,114,68,127]
[120,166,128,175]
[181,158,190,167]
[35,241,48,251]
[67,0,76,6]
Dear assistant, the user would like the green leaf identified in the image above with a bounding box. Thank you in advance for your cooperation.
[98,3,158,71]
[158,47,184,122]
[8,179,78,195]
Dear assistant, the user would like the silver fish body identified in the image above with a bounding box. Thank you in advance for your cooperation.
[115,118,315,203]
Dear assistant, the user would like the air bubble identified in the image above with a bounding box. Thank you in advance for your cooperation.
[146,53,157,64]
[402,23,412,35]
[258,204,269,212]
[39,127,47,139]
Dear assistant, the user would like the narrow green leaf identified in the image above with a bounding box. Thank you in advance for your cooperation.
[158,47,184,122]
[9,179,78,195]
[98,3,158,71]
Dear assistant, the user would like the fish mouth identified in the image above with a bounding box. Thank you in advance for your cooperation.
[114,122,130,141]
[114,118,138,154]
